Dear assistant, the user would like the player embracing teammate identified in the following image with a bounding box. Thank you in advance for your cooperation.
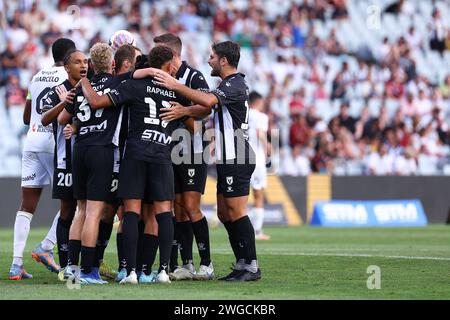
[156,40,261,281]
[10,34,261,283]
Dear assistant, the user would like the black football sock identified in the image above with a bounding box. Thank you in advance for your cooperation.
[178,221,194,265]
[94,220,113,268]
[56,217,72,268]
[122,212,140,275]
[169,216,179,271]
[156,212,174,273]
[223,221,240,262]
[141,234,159,276]
[116,232,124,271]
[80,246,96,274]
[136,219,145,273]
[232,216,257,266]
[68,239,81,266]
[192,217,211,266]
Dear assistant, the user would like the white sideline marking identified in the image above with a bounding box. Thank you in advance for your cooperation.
[213,249,450,261]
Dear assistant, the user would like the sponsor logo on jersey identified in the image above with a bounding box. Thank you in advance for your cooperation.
[79,120,108,135]
[141,129,172,145]
[31,123,53,132]
[188,169,195,177]
[214,88,226,98]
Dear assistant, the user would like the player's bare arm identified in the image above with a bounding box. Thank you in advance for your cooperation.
[160,101,211,122]
[57,108,72,125]
[154,70,218,107]
[41,88,75,126]
[132,67,160,79]
[23,99,31,125]
[183,117,195,134]
[63,123,77,140]
[78,77,113,110]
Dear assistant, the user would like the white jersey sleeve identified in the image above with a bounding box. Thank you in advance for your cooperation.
[23,66,67,153]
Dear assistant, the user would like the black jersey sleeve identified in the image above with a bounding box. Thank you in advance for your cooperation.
[211,80,240,106]
[190,72,209,92]
[64,87,82,114]
[106,79,135,107]
[116,71,133,82]
[41,86,61,112]
[64,101,75,114]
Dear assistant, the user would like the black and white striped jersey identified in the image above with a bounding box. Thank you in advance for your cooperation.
[41,79,74,170]
[174,61,210,159]
[211,73,255,163]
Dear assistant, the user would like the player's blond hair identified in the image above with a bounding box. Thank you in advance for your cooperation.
[90,42,114,74]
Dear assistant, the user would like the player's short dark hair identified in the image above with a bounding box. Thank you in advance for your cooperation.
[153,33,182,56]
[148,46,174,69]
[135,54,149,69]
[212,41,240,68]
[63,49,84,65]
[114,44,137,71]
[249,91,263,105]
[52,38,76,63]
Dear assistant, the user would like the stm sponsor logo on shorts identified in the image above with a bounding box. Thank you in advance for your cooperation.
[22,173,37,182]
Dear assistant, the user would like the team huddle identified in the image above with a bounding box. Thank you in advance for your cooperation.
[9,31,269,284]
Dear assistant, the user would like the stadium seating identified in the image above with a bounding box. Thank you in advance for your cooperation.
[0,0,449,176]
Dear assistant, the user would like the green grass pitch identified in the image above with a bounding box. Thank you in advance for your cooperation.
[1,225,450,299]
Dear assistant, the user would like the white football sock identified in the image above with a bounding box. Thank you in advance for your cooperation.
[40,211,60,251]
[252,207,265,234]
[12,211,33,266]
[245,260,259,273]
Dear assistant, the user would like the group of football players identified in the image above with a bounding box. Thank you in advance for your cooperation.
[8,31,269,284]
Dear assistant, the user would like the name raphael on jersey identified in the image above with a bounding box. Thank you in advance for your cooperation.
[146,80,177,99]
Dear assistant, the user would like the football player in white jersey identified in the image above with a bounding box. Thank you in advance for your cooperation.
[9,38,76,280]
[248,91,271,240]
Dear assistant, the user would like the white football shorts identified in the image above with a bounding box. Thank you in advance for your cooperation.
[250,163,267,190]
[21,151,54,187]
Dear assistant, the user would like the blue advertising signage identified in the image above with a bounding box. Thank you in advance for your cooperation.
[311,200,428,227]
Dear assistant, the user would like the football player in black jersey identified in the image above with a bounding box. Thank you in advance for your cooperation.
[97,44,143,281]
[107,44,160,283]
[155,41,261,281]
[77,45,194,284]
[153,33,214,281]
[58,43,124,284]
[41,50,87,280]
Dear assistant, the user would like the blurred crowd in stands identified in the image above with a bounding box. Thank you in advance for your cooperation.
[1,0,450,176]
